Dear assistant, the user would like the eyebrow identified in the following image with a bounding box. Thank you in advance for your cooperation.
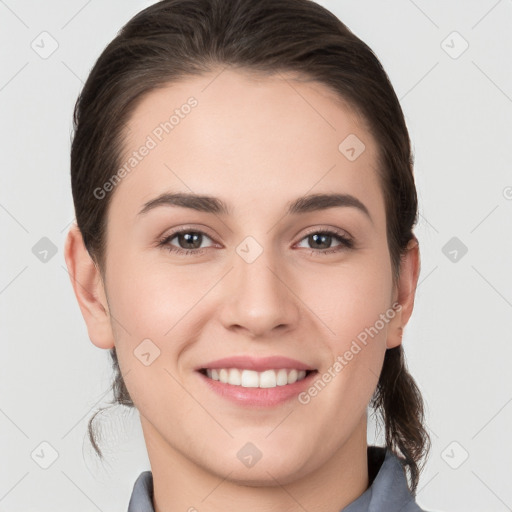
[138,191,372,223]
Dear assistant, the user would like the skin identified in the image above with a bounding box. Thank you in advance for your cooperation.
[65,68,420,512]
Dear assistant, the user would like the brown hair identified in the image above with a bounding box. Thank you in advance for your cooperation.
[70,0,430,494]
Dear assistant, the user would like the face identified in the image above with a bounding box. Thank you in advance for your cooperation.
[79,68,407,485]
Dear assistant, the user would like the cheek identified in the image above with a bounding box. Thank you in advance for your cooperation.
[104,253,218,397]
[311,251,393,397]
[305,269,392,422]
[317,255,394,340]
[107,250,211,339]
[105,257,202,413]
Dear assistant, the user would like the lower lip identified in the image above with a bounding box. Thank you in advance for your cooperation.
[196,370,318,407]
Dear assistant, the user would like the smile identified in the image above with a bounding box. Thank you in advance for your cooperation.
[199,368,315,388]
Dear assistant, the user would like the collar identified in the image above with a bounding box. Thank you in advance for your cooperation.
[127,445,428,512]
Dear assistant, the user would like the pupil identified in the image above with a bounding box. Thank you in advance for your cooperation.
[181,232,201,249]
[311,233,330,249]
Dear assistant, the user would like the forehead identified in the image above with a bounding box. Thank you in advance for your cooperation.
[111,68,384,224]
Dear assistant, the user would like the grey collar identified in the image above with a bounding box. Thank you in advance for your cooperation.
[127,445,428,512]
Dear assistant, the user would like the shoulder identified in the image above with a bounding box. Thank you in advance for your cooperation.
[342,445,431,512]
[127,471,154,512]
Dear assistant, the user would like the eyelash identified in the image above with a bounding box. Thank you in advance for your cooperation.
[157,226,354,257]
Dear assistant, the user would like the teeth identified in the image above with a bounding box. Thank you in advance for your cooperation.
[204,368,308,388]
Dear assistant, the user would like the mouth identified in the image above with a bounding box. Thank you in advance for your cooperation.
[197,368,319,389]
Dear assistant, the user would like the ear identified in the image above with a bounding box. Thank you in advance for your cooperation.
[386,237,420,349]
[63,222,115,349]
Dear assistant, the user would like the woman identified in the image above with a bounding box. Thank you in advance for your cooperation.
[64,0,432,510]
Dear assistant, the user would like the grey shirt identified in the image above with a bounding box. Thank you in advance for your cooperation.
[127,445,429,512]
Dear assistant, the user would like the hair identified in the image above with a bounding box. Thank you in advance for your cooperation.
[70,0,431,494]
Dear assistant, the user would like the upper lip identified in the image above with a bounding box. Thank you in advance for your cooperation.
[196,355,316,372]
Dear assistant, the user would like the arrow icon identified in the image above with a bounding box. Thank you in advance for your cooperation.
[440,31,469,60]
[236,236,263,263]
[134,339,161,366]
[339,134,365,161]
[237,441,262,467]
[31,441,59,469]
[32,237,58,263]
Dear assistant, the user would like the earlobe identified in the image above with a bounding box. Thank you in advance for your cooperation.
[386,237,420,349]
[63,223,115,350]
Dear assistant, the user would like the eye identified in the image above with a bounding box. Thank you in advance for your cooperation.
[295,227,354,254]
[157,228,216,256]
[157,226,354,257]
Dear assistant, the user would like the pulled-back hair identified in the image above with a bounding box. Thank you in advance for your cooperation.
[70,0,430,494]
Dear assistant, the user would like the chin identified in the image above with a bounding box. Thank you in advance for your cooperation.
[206,449,311,487]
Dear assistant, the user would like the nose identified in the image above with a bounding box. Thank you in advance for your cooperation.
[218,244,301,338]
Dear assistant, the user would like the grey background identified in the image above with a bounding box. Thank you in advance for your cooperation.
[1,1,511,511]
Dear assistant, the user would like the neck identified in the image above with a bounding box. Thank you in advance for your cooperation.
[141,413,370,512]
